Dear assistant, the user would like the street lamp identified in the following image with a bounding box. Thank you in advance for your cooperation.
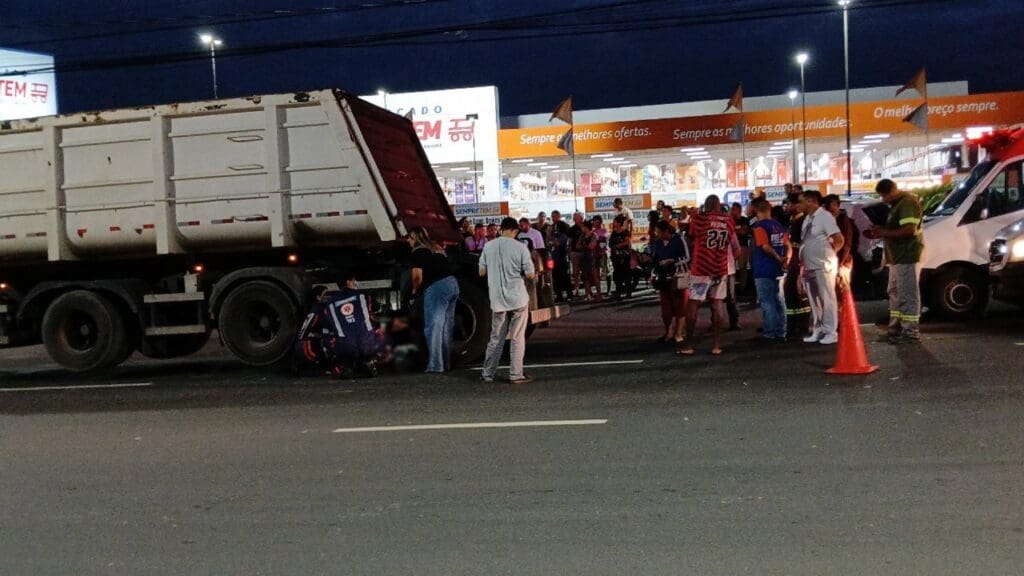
[199,34,223,99]
[840,0,853,196]
[795,51,810,183]
[788,89,799,184]
[466,113,479,201]
[377,89,388,110]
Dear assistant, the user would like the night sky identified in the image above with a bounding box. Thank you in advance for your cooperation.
[3,0,1021,116]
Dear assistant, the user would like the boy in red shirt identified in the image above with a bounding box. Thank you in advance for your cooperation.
[678,194,738,356]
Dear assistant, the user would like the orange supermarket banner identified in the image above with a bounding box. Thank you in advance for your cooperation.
[499,91,1024,159]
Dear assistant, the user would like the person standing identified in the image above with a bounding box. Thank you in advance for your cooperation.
[823,194,856,309]
[464,223,487,253]
[864,179,924,343]
[479,217,537,384]
[407,227,459,373]
[576,220,601,301]
[609,215,633,299]
[798,190,844,345]
[613,198,635,233]
[783,193,810,338]
[550,219,572,302]
[569,212,586,298]
[750,199,791,341]
[651,220,688,344]
[679,195,736,356]
[592,215,611,295]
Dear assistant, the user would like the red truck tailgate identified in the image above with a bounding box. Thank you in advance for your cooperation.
[338,91,461,244]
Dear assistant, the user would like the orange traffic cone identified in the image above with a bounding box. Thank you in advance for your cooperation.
[826,288,878,375]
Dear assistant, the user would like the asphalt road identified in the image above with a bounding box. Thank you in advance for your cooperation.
[1,296,1023,575]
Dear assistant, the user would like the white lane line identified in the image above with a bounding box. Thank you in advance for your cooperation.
[0,382,153,393]
[1016,342,1024,346]
[471,359,643,371]
[333,419,608,434]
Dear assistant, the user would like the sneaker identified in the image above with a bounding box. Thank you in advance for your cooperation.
[818,333,839,345]
[510,375,534,384]
[803,331,822,343]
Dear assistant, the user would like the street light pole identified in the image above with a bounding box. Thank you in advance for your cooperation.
[788,89,799,184]
[796,52,809,184]
[840,0,853,197]
[466,113,479,201]
[199,34,222,99]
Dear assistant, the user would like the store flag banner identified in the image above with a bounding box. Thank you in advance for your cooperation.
[0,48,58,121]
[550,96,574,124]
[403,108,414,121]
[729,119,745,142]
[902,102,929,131]
[896,67,928,99]
[556,128,574,155]
[724,82,743,113]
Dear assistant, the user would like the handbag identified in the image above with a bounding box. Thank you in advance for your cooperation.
[672,237,691,291]
[673,261,690,291]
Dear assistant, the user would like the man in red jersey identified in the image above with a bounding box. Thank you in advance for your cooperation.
[678,194,737,356]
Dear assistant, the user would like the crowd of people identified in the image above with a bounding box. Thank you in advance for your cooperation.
[292,179,923,379]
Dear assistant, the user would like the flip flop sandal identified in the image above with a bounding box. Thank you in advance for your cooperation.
[676,348,695,356]
[711,348,724,355]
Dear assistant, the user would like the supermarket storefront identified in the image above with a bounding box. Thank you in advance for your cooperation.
[490,90,1024,217]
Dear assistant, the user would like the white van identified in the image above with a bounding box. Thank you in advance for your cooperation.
[920,128,1024,318]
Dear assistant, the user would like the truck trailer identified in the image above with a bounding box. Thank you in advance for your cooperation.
[0,89,564,372]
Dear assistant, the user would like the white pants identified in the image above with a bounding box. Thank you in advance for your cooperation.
[481,306,529,381]
[803,268,838,337]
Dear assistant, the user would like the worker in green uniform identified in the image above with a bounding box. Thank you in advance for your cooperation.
[865,179,924,343]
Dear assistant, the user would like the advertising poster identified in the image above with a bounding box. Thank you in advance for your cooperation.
[0,49,58,121]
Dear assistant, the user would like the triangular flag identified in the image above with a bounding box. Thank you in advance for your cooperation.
[556,128,574,156]
[403,108,414,121]
[902,102,928,131]
[724,82,743,113]
[550,96,573,125]
[895,67,927,99]
[729,119,745,142]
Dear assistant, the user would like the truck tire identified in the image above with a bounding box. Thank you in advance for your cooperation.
[41,290,128,372]
[928,266,988,320]
[453,279,491,365]
[140,332,211,359]
[218,281,298,366]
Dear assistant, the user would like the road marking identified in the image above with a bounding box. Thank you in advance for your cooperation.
[333,419,608,434]
[1016,342,1024,346]
[471,359,643,371]
[0,382,153,393]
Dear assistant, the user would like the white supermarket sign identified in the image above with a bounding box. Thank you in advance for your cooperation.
[0,48,57,121]
[365,86,500,202]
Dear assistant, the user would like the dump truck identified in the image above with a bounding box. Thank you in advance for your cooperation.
[0,89,565,372]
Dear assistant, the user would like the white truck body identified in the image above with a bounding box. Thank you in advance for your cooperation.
[0,89,453,264]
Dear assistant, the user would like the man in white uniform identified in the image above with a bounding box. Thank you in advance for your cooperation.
[480,217,537,383]
[798,190,845,345]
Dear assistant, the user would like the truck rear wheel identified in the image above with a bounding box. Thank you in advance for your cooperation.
[41,290,128,372]
[140,332,211,359]
[453,279,490,365]
[218,281,298,366]
[928,266,988,320]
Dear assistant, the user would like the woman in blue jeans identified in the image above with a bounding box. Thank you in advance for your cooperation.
[407,227,460,373]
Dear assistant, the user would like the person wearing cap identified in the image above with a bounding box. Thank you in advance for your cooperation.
[479,217,537,384]
[864,179,924,343]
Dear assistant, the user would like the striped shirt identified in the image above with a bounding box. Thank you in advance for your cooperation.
[688,211,735,278]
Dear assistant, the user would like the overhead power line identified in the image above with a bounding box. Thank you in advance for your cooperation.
[2,0,952,78]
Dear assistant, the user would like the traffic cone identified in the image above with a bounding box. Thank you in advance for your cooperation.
[826,288,878,375]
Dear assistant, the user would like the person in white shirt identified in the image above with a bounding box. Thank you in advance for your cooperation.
[798,190,845,344]
[613,198,634,233]
[479,217,537,383]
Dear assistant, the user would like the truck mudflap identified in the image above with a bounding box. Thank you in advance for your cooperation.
[530,305,570,325]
